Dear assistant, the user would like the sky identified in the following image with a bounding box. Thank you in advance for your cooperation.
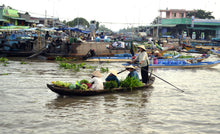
[1,0,219,31]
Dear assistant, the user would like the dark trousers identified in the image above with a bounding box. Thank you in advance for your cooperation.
[141,65,149,84]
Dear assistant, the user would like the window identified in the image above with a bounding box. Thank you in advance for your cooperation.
[180,13,184,18]
[172,13,176,17]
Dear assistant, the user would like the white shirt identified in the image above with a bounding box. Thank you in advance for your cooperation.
[89,77,104,90]
[135,51,149,67]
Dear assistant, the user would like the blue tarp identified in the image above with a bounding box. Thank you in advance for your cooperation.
[55,27,91,34]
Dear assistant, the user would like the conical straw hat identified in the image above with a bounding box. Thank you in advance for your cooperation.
[91,71,102,77]
[137,45,146,51]
[110,70,118,77]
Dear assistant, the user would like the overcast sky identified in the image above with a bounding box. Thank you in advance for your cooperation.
[1,0,219,31]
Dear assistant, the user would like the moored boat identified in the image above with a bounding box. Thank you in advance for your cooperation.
[47,77,155,96]
[123,60,220,68]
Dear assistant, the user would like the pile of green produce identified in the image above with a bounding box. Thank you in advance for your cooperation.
[104,81,118,90]
[52,79,92,91]
[120,76,143,91]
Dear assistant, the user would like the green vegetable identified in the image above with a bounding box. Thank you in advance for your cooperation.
[80,79,89,84]
[120,76,143,91]
[69,84,76,90]
[104,81,118,89]
[80,84,88,90]
[55,81,64,87]
[63,82,71,88]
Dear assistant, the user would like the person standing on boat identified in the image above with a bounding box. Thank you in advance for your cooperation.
[123,65,140,81]
[90,71,104,90]
[89,21,96,41]
[130,41,135,56]
[105,70,120,87]
[131,45,149,84]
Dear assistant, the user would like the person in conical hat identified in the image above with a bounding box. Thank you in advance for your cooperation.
[122,65,140,81]
[105,70,120,87]
[131,44,149,84]
[154,50,162,58]
[137,45,146,51]
[91,70,102,77]
[89,71,103,90]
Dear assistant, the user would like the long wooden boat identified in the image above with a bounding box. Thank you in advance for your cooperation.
[47,77,155,96]
[86,56,132,62]
[86,55,209,63]
[123,60,220,68]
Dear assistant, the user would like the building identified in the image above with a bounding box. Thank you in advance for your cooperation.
[150,9,220,40]
[0,5,63,29]
[159,9,195,19]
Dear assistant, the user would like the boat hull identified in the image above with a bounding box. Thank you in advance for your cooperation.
[47,77,155,96]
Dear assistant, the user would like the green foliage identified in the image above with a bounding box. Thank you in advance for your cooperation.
[55,56,67,61]
[59,62,95,72]
[0,57,8,66]
[80,79,89,84]
[66,17,89,28]
[187,9,215,19]
[120,76,143,91]
[104,81,118,90]
[105,81,117,89]
[98,25,112,32]
[100,67,109,73]
[20,61,27,64]
[55,56,77,61]
[178,55,194,58]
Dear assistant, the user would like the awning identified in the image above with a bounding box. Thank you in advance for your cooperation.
[187,27,220,31]
[0,19,8,22]
[147,24,177,28]
[10,17,26,20]
[0,26,30,29]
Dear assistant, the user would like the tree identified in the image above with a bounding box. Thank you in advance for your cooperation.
[98,25,112,32]
[187,9,215,19]
[151,17,161,25]
[66,17,89,27]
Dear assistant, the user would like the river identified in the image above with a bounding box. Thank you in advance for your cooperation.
[0,55,220,134]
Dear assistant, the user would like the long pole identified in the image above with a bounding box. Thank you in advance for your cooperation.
[139,67,184,92]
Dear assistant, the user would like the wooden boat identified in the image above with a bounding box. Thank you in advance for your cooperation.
[211,50,220,57]
[86,55,209,63]
[123,60,220,68]
[47,77,155,96]
[86,56,132,62]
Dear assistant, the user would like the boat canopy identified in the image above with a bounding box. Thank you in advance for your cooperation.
[55,27,91,34]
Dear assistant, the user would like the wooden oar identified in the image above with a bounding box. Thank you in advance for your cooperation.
[117,69,126,74]
[126,62,184,92]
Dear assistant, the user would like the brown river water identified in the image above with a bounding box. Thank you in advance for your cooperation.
[0,55,220,134]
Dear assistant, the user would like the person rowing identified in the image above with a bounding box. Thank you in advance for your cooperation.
[130,45,149,84]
